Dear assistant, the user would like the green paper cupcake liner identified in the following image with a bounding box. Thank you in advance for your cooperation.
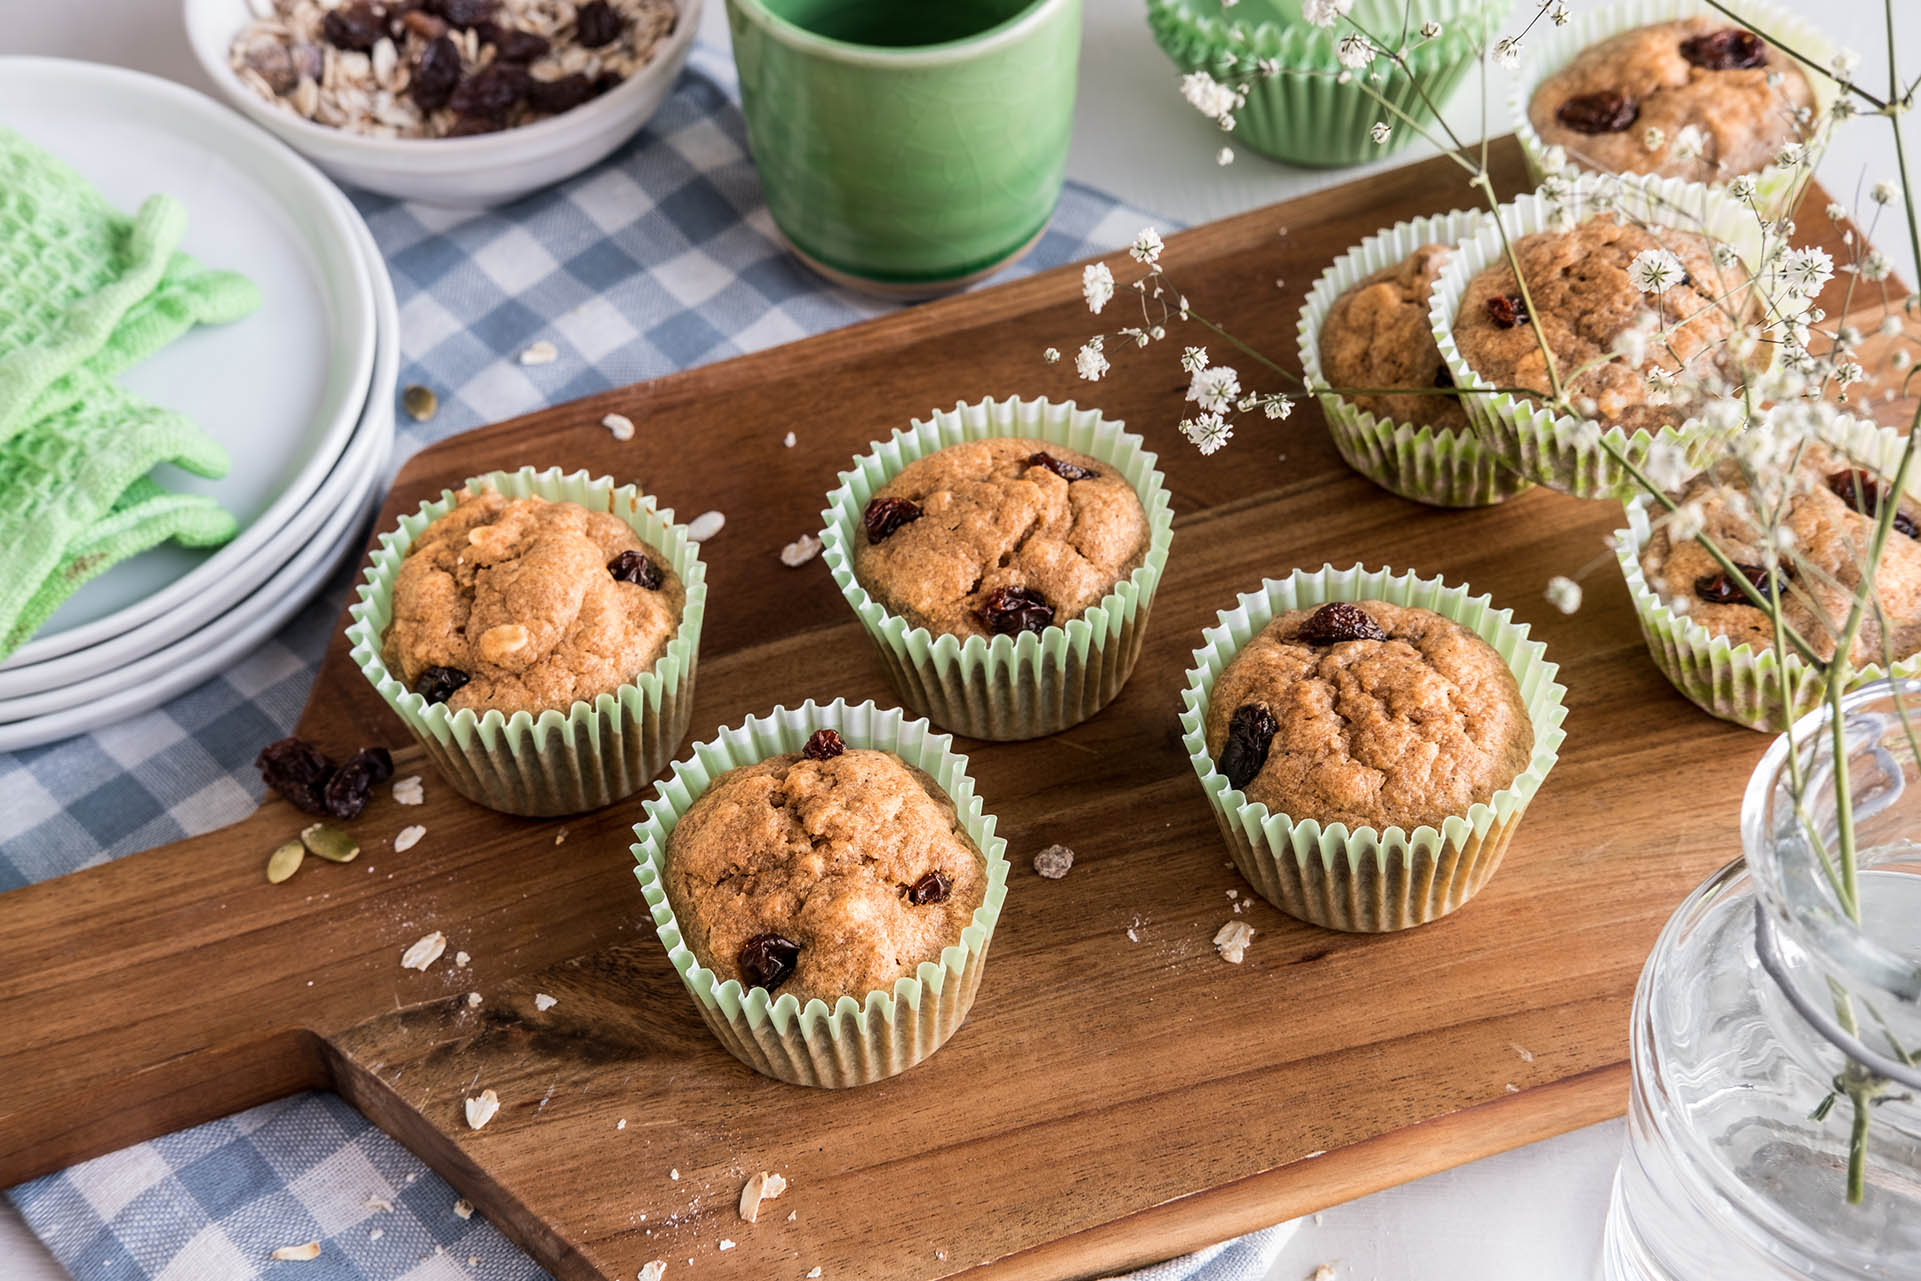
[345,466,706,818]
[1298,207,1532,507]
[1510,0,1844,220]
[1145,0,1513,168]
[1179,563,1568,932]
[820,397,1174,742]
[1428,172,1765,501]
[1613,416,1921,733]
[632,698,1011,1088]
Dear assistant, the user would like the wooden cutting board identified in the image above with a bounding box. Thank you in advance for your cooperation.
[2,139,1908,1281]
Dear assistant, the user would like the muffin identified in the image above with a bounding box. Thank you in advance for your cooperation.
[851,437,1149,641]
[1528,17,1814,186]
[382,487,684,719]
[1203,600,1535,832]
[1639,450,1921,665]
[1320,244,1472,435]
[663,736,987,1007]
[1453,213,1750,434]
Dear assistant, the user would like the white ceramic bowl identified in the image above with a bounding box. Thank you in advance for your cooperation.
[184,0,701,207]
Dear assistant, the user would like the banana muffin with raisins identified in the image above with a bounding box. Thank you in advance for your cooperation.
[1319,242,1471,434]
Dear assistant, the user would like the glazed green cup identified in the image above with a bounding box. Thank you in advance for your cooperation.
[726,0,1080,297]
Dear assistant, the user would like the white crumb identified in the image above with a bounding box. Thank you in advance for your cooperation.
[1506,1083,1521,1093]
[363,1196,392,1213]
[400,931,446,971]
[1307,1266,1337,1281]
[639,1263,667,1281]
[783,431,797,448]
[453,1199,473,1220]
[554,828,568,845]
[786,1211,796,1223]
[603,412,636,441]
[466,992,482,1008]
[806,1270,822,1279]
[617,1119,626,1130]
[465,1088,499,1130]
[718,1239,735,1251]
[738,1170,788,1222]
[455,951,471,967]
[1510,1042,1535,1063]
[780,533,822,567]
[271,1242,321,1261]
[1214,920,1255,963]
[519,340,558,365]
[669,1168,679,1181]
[394,824,426,853]
[534,993,557,1012]
[369,1228,384,1241]
[687,510,725,542]
[1032,844,1074,879]
[392,775,424,805]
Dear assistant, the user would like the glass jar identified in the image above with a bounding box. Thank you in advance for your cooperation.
[1604,680,1921,1281]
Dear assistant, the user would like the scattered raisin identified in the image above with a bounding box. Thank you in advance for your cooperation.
[412,34,462,112]
[1027,451,1100,481]
[321,747,393,820]
[322,2,387,50]
[1680,28,1767,71]
[607,548,664,589]
[575,0,623,47]
[863,496,923,544]
[414,666,473,704]
[1296,601,1388,645]
[801,728,845,760]
[1695,562,1786,605]
[904,871,953,905]
[526,72,595,114]
[1217,704,1278,791]
[976,585,1055,636]
[1555,89,1638,134]
[449,62,529,122]
[1486,293,1530,329]
[486,25,550,62]
[431,0,496,27]
[256,737,338,815]
[737,933,802,993]
[1826,468,1921,538]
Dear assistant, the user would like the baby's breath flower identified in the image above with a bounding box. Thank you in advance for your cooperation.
[1149,325,1166,340]
[1612,322,1650,367]
[1420,19,1441,38]
[1894,349,1914,372]
[1670,499,1706,542]
[1539,145,1569,177]
[1642,125,1666,153]
[1628,248,1687,295]
[1178,295,1191,320]
[1860,250,1893,282]
[1042,347,1060,364]
[1337,33,1375,68]
[1187,364,1242,412]
[1872,179,1902,206]
[1773,142,1805,168]
[1180,345,1209,374]
[1180,71,1241,121]
[1075,338,1108,382]
[1728,174,1758,202]
[1712,242,1741,269]
[1301,0,1352,28]
[1218,112,1237,133]
[1544,576,1582,615]
[1181,412,1233,455]
[1780,246,1835,297]
[1831,49,1861,78]
[1834,360,1865,387]
[1548,2,1570,24]
[1082,262,1115,314]
[1826,201,1849,223]
[1120,326,1150,348]
[1643,440,1695,492]
[1130,227,1165,265]
[1262,394,1293,420]
[1217,146,1235,166]
[1672,125,1707,162]
[1370,121,1391,145]
[1493,37,1522,70]
[1257,57,1280,77]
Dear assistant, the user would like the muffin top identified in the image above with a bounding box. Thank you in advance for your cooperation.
[1640,449,1921,664]
[1319,243,1471,433]
[1204,600,1534,832]
[1528,18,1813,184]
[1454,214,1749,434]
[664,739,987,1006]
[382,488,684,719]
[852,437,1149,640]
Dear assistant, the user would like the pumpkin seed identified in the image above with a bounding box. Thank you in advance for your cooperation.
[401,384,437,421]
[301,823,360,862]
[266,840,305,883]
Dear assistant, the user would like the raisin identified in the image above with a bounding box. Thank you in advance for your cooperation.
[904,870,952,905]
[486,25,550,62]
[321,748,389,820]
[414,665,472,704]
[449,62,529,121]
[256,737,338,815]
[1486,293,1530,329]
[1027,451,1100,481]
[1218,704,1278,791]
[322,2,387,50]
[1826,468,1921,538]
[607,548,663,589]
[863,496,923,544]
[801,728,844,760]
[575,0,623,47]
[527,72,595,114]
[445,114,503,136]
[412,34,462,112]
[1296,601,1388,645]
[432,0,496,27]
[737,932,801,993]
[1555,90,1638,134]
[400,7,447,38]
[1433,363,1455,389]
[976,585,1054,636]
[1695,562,1786,605]
[1681,28,1767,70]
[590,71,625,96]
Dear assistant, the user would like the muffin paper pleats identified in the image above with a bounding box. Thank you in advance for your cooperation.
[1180,564,1567,932]
[632,698,1010,1088]
[346,466,706,817]
[1427,172,1766,501]
[1612,416,1921,733]
[1297,207,1532,508]
[820,397,1174,741]
[1509,0,1845,220]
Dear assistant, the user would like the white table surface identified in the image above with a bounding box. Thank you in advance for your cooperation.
[5,2,1912,1278]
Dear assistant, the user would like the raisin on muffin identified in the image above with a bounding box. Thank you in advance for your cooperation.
[1641,449,1921,663]
[1529,18,1813,184]
[663,733,987,1006]
[852,437,1148,640]
[1454,215,1751,433]
[1319,243,1471,433]
[1204,600,1534,832]
[382,488,684,719]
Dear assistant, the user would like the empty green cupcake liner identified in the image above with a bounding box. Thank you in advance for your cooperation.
[1179,563,1568,932]
[1145,0,1512,167]
[820,396,1174,742]
[1613,416,1921,733]
[632,698,1011,1088]
[345,466,706,818]
[1510,0,1844,220]
[1428,172,1766,501]
[1298,207,1532,507]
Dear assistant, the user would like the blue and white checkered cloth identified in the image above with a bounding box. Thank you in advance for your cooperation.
[3,44,1294,1281]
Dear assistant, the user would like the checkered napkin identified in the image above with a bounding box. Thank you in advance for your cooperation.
[2,43,1292,1281]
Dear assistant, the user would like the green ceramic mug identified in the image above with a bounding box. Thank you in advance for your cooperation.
[726,0,1081,297]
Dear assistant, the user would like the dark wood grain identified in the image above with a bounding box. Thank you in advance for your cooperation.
[0,137,1905,1281]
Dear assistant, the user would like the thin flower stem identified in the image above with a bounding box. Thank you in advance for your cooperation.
[1697,0,1887,110]
[1473,172,1567,402]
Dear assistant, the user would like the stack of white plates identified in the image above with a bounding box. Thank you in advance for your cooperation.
[0,60,399,751]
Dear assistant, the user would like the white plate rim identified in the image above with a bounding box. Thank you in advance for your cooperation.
[0,56,376,666]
